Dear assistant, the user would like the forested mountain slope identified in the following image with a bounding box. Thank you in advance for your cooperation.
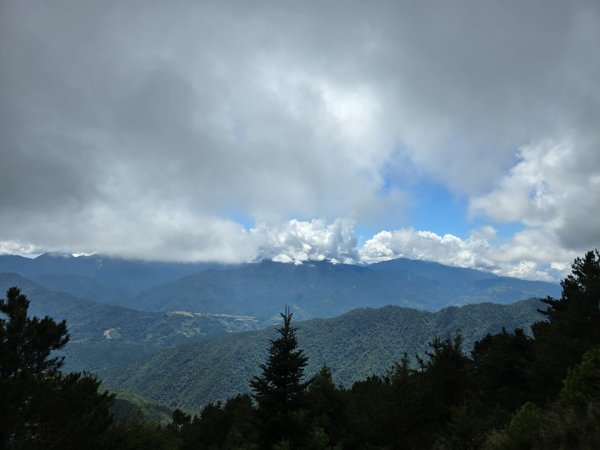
[0,274,265,371]
[102,298,545,409]
[0,253,224,303]
[0,255,559,319]
[132,260,559,318]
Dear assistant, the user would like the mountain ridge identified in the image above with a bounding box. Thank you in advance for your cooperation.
[0,273,266,372]
[0,253,560,319]
[132,259,559,318]
[101,298,546,409]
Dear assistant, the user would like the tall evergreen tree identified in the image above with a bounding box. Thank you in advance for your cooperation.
[412,335,471,446]
[250,306,309,448]
[532,250,600,397]
[0,286,68,380]
[306,365,347,447]
[0,287,114,449]
[470,328,535,413]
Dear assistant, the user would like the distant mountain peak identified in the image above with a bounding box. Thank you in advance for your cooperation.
[36,252,75,259]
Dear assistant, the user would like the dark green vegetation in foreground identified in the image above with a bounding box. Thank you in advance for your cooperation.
[151,250,600,449]
[250,307,310,448]
[0,287,114,449]
[102,298,545,409]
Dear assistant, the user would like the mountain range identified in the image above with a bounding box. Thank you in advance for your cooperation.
[101,298,546,409]
[0,253,221,302]
[0,253,560,320]
[0,252,560,410]
[0,273,265,372]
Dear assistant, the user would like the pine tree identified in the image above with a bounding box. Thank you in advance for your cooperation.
[0,286,68,380]
[250,306,309,448]
[532,250,600,397]
[0,287,114,449]
[306,365,346,447]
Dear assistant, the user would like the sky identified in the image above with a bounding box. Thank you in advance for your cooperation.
[1,0,599,281]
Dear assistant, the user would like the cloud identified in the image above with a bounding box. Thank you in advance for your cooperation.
[251,219,358,264]
[0,240,41,256]
[0,215,574,281]
[360,228,491,267]
[470,138,600,253]
[0,1,392,226]
[0,1,599,275]
[360,226,570,281]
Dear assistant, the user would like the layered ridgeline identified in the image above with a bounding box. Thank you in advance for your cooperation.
[0,253,559,319]
[101,298,545,409]
[0,253,222,304]
[0,274,266,372]
[129,260,559,317]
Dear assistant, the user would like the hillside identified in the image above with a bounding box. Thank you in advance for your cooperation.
[132,259,559,318]
[0,253,225,303]
[0,255,559,319]
[0,274,266,371]
[101,298,546,409]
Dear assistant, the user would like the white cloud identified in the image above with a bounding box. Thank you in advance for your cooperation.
[360,228,493,268]
[251,219,358,264]
[359,226,571,281]
[470,138,600,253]
[0,240,41,257]
[1,216,576,281]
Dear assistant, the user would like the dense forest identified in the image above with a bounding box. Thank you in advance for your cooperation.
[101,298,544,409]
[2,250,600,449]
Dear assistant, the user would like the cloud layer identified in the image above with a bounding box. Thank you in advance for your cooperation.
[1,1,599,279]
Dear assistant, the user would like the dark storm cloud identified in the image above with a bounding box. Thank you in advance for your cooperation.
[0,0,599,270]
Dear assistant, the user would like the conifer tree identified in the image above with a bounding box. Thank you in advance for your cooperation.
[0,287,114,449]
[532,250,600,397]
[250,306,309,448]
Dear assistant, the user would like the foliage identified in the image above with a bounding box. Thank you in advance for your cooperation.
[0,287,114,449]
[155,249,600,448]
[484,347,600,449]
[0,273,264,374]
[103,298,544,409]
[470,328,535,413]
[532,249,600,398]
[251,306,309,448]
[109,389,176,424]
[305,365,348,447]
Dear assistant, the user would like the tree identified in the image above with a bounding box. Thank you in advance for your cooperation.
[412,335,471,446]
[0,287,114,449]
[305,365,347,448]
[0,286,68,380]
[250,306,309,448]
[470,328,535,413]
[532,250,600,397]
[484,346,600,450]
[180,394,257,449]
[346,375,396,448]
[417,335,470,416]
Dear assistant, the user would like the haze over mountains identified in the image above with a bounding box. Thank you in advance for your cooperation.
[0,253,559,320]
[0,273,266,372]
[0,253,221,301]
